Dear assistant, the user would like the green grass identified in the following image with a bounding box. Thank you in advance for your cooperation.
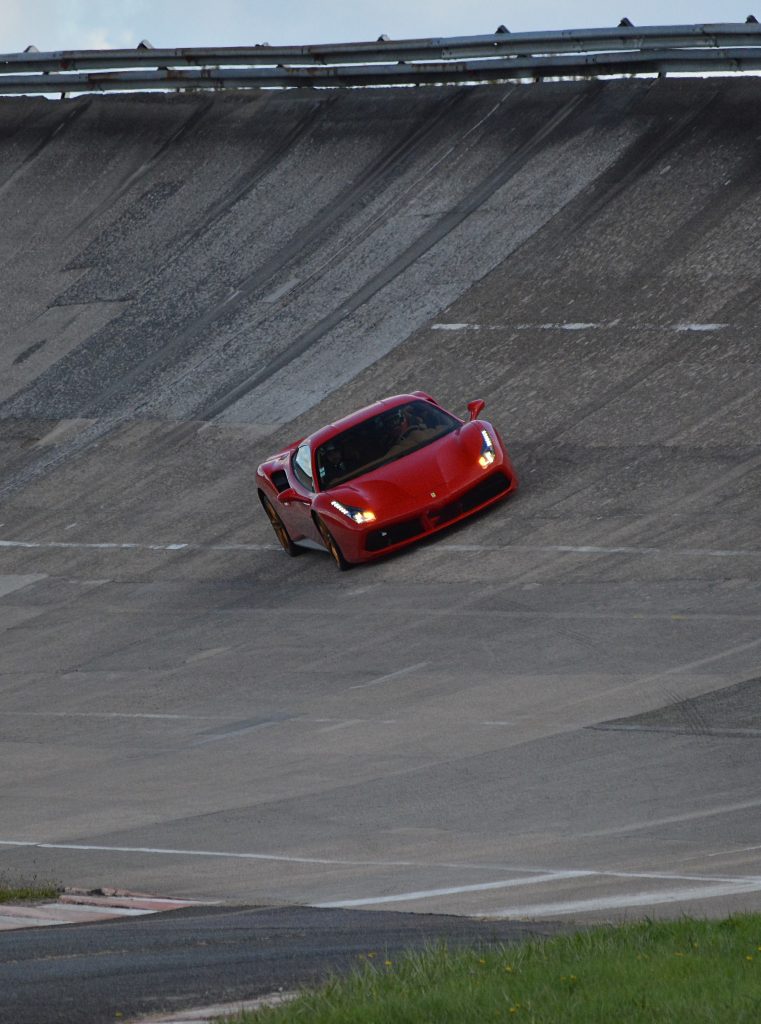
[223,916,761,1023]
[0,873,61,903]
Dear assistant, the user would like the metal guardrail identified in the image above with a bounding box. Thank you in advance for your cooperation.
[2,22,761,94]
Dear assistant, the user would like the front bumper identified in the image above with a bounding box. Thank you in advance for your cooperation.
[333,465,517,563]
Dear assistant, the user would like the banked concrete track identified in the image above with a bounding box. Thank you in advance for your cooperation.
[1,79,761,922]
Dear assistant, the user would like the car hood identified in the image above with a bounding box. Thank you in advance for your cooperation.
[329,423,485,512]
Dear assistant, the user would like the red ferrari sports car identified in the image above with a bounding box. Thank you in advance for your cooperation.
[256,391,518,569]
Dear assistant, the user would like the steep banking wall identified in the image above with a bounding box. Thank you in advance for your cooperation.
[0,79,760,574]
[2,79,758,431]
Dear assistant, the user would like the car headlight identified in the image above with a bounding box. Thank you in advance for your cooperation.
[478,428,497,468]
[331,500,376,524]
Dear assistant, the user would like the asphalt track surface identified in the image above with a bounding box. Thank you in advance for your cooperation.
[0,905,564,1024]
[1,77,761,1013]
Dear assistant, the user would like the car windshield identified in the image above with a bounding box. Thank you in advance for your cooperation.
[316,400,459,490]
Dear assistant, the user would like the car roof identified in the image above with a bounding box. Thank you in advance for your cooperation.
[306,394,432,449]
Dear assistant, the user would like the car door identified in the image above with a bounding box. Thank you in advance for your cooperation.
[279,443,321,542]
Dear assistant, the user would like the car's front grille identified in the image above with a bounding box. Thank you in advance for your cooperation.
[365,517,426,552]
[431,471,511,526]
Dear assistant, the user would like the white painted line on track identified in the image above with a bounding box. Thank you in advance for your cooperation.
[0,539,278,552]
[2,539,761,559]
[0,540,192,551]
[310,717,398,724]
[4,838,761,918]
[481,880,761,919]
[595,869,761,884]
[130,991,297,1023]
[0,840,405,866]
[563,634,761,710]
[634,636,761,683]
[349,662,430,690]
[440,543,761,559]
[581,796,761,837]
[0,712,403,730]
[313,871,593,908]
[431,322,729,333]
[2,841,761,890]
[0,711,231,720]
[4,710,757,737]
[709,843,761,858]
[674,323,730,332]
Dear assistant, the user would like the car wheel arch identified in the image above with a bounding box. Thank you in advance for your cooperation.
[313,511,351,571]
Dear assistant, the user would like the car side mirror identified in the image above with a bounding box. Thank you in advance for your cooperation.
[276,488,300,505]
[467,399,485,421]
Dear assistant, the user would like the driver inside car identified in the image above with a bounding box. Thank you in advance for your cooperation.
[319,444,348,484]
[384,404,423,450]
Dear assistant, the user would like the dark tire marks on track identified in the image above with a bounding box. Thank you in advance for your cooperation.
[72,97,216,235]
[0,97,92,198]
[0,90,468,428]
[197,86,603,421]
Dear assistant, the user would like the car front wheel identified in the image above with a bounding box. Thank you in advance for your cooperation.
[315,515,350,571]
[261,495,302,557]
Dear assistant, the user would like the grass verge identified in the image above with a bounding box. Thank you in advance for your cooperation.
[222,915,761,1023]
[0,874,61,903]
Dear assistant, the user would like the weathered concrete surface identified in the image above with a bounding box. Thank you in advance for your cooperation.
[1,79,761,922]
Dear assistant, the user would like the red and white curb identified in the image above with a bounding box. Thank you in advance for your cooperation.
[0,889,215,930]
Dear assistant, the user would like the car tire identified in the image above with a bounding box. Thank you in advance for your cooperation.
[261,495,302,557]
[315,515,351,571]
